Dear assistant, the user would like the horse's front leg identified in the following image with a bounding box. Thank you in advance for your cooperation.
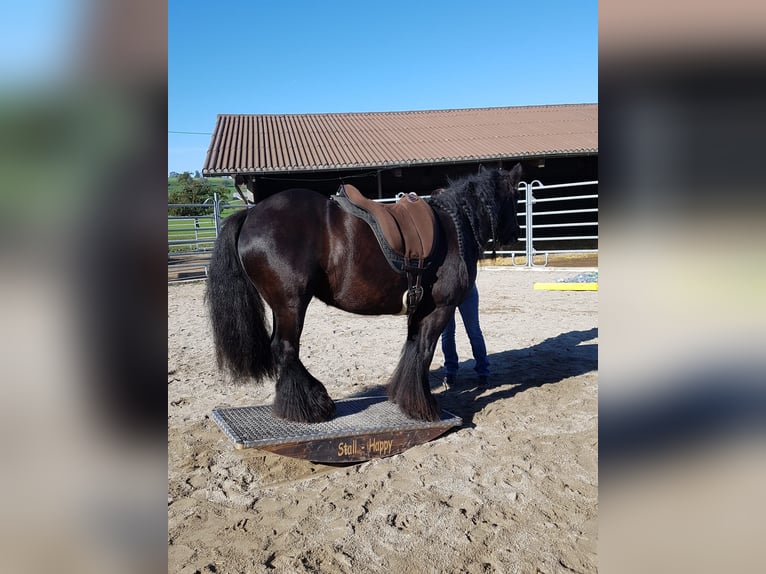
[388,306,454,421]
[271,304,336,423]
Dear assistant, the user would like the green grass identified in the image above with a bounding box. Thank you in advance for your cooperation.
[168,217,216,238]
[167,206,245,252]
[167,175,242,252]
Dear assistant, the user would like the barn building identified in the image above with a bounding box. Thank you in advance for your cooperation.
[201,104,597,202]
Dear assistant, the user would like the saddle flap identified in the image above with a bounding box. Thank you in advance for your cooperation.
[389,195,436,261]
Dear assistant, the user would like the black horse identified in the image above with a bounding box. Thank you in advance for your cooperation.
[206,165,522,423]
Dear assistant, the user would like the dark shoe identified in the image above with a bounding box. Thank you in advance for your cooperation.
[442,374,456,390]
[478,375,489,387]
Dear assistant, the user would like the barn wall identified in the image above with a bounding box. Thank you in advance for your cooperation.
[247,154,597,201]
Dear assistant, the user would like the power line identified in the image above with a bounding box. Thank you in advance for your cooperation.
[168,130,212,135]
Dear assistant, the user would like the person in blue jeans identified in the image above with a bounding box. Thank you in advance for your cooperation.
[441,283,489,388]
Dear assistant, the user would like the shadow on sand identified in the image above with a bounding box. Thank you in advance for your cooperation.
[348,327,598,428]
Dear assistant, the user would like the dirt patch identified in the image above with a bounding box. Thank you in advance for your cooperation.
[168,268,598,573]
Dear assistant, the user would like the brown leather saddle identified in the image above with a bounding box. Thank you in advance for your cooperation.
[332,183,438,315]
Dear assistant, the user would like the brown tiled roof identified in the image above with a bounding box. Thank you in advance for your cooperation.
[202,103,597,175]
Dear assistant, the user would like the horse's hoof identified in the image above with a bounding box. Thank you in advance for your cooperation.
[306,396,336,423]
[272,393,336,423]
[394,398,441,423]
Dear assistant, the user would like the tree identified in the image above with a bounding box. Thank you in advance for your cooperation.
[169,171,180,178]
[177,171,193,185]
[168,177,220,216]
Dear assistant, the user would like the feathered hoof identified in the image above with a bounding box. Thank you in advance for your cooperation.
[272,387,336,423]
[392,395,441,422]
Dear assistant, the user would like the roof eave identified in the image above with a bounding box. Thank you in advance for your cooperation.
[201,149,598,176]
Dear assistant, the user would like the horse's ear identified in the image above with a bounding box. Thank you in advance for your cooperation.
[508,163,523,188]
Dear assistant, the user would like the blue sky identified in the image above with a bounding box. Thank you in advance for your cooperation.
[169,0,597,174]
[0,0,84,85]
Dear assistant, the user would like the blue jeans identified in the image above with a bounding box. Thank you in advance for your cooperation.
[441,284,490,377]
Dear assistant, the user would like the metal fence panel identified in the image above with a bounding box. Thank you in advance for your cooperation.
[168,180,598,281]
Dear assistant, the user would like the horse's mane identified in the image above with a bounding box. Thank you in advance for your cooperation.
[428,169,501,262]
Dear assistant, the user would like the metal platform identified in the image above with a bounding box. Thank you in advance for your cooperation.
[212,396,462,462]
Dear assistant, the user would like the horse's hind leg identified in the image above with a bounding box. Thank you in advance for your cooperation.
[271,303,336,423]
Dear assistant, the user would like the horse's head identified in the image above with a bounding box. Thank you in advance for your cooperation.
[493,163,523,244]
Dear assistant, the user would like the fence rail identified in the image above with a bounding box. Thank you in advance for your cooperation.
[167,180,598,281]
[508,179,598,267]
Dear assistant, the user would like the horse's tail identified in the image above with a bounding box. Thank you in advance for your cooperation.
[206,208,275,383]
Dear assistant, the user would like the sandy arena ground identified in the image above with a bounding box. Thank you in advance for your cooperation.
[168,267,598,573]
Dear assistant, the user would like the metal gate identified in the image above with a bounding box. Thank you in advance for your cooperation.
[494,179,599,267]
[167,193,246,281]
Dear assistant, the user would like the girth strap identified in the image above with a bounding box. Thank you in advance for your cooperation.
[404,257,426,317]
